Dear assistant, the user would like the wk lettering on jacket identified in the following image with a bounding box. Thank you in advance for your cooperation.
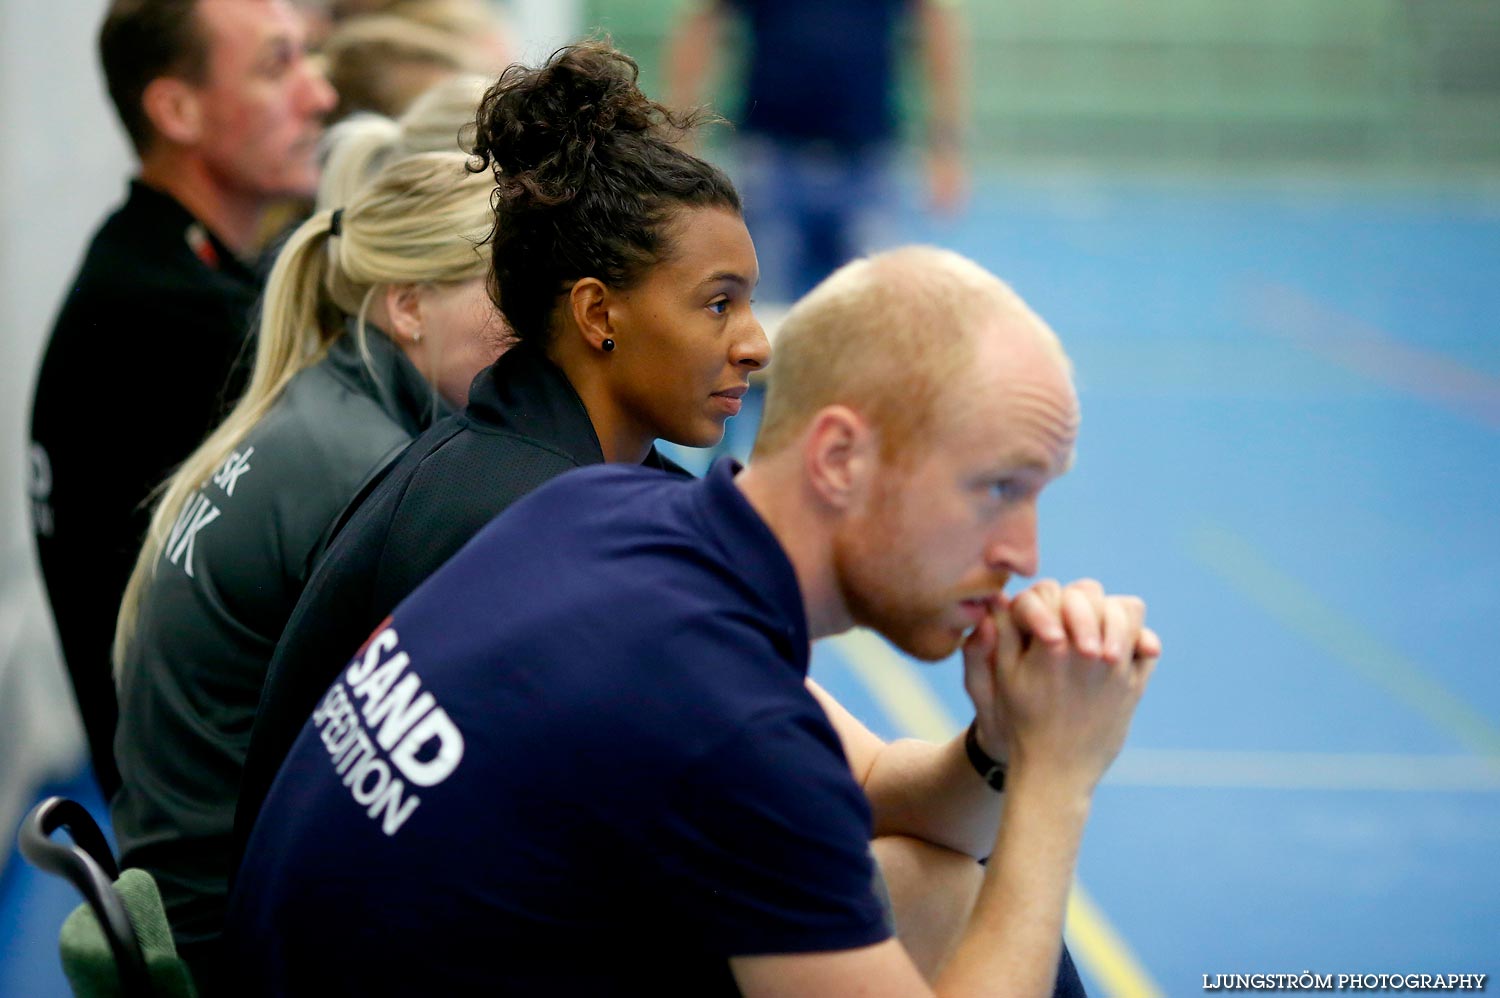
[165,494,220,578]
[165,448,255,578]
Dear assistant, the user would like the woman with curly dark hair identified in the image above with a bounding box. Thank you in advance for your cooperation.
[236,36,767,867]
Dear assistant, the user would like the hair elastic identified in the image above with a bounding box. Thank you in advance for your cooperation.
[329,208,344,237]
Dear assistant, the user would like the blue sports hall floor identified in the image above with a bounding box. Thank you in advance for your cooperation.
[4,171,1498,995]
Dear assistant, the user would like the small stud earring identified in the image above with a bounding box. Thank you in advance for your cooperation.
[601,338,615,352]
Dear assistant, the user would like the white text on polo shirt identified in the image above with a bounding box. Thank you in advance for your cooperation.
[311,625,465,836]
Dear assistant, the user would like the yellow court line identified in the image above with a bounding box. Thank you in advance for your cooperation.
[831,628,956,742]
[1188,523,1500,757]
[827,630,1165,998]
[1067,884,1164,998]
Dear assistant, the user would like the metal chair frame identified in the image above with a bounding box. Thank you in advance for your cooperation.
[18,795,153,998]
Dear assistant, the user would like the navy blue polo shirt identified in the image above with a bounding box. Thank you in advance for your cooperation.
[227,459,889,995]
[728,0,913,149]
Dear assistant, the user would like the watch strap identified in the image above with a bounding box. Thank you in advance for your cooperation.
[964,720,1006,792]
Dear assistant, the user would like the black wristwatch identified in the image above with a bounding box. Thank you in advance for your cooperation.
[964,720,1006,792]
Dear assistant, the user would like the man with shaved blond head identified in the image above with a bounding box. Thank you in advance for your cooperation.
[755,245,1068,464]
[230,246,1159,997]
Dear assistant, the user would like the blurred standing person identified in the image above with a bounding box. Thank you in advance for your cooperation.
[668,0,969,304]
[28,0,335,797]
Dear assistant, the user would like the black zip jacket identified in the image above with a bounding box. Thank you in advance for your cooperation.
[29,180,260,796]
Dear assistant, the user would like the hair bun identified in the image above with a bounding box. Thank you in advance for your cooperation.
[473,40,705,207]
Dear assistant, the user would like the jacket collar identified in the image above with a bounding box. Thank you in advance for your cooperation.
[464,343,677,471]
[323,320,448,438]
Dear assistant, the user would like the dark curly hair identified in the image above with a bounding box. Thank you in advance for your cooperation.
[470,40,741,346]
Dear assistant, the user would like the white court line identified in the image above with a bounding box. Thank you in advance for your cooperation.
[1106,749,1500,792]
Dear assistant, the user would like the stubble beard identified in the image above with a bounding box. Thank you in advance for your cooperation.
[831,488,964,664]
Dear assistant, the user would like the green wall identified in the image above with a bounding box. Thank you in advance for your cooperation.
[584,0,1500,175]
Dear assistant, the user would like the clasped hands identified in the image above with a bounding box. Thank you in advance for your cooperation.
[962,579,1161,795]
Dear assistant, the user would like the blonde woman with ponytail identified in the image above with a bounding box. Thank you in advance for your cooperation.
[110,149,506,991]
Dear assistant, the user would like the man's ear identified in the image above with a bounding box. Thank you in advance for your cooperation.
[141,76,204,146]
[566,277,614,353]
[802,405,877,511]
[384,283,426,343]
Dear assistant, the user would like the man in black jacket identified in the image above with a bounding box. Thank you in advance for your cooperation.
[29,0,334,795]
